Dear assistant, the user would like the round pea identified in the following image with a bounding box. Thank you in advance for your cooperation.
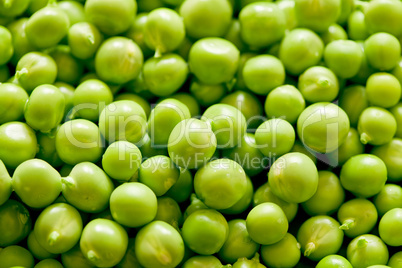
[61,244,95,268]
[347,234,389,268]
[68,22,103,60]
[0,83,28,124]
[358,107,397,145]
[336,127,365,165]
[34,259,63,268]
[379,208,402,247]
[347,10,370,41]
[189,79,227,107]
[261,233,301,268]
[48,45,84,85]
[0,26,13,65]
[125,13,153,59]
[114,93,151,119]
[165,169,193,203]
[321,23,348,45]
[390,102,402,139]
[110,182,157,228]
[339,85,369,127]
[388,251,402,268]
[366,73,401,108]
[27,232,56,261]
[0,245,34,268]
[316,255,353,268]
[0,0,30,17]
[372,138,402,182]
[365,32,401,71]
[182,255,223,268]
[365,0,402,36]
[154,197,183,230]
[0,200,31,247]
[374,184,402,216]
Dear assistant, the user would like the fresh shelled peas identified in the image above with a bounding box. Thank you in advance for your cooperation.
[2,0,402,267]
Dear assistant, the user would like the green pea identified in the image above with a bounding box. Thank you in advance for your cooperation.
[135,221,185,267]
[34,203,82,254]
[188,37,240,85]
[279,28,324,75]
[182,209,229,255]
[374,184,402,216]
[182,255,223,268]
[338,198,378,238]
[366,73,401,108]
[24,84,65,133]
[110,182,157,227]
[125,13,153,59]
[341,154,387,198]
[358,107,397,145]
[217,219,259,263]
[116,239,142,268]
[115,93,151,118]
[379,208,402,247]
[350,41,376,84]
[85,0,137,35]
[297,102,350,153]
[224,19,247,52]
[337,0,354,25]
[15,52,57,93]
[302,171,344,216]
[143,53,188,96]
[333,127,365,165]
[48,45,84,85]
[290,140,317,164]
[95,37,143,84]
[62,162,114,213]
[61,244,95,268]
[261,233,301,268]
[324,40,363,78]
[144,8,185,57]
[147,98,191,146]
[54,82,75,118]
[154,197,182,230]
[0,26,13,65]
[365,32,401,71]
[347,234,389,268]
[165,168,192,203]
[365,0,402,36]
[27,0,48,15]
[0,83,28,124]
[80,219,128,267]
[139,155,180,196]
[299,66,338,102]
[170,93,200,118]
[55,119,103,165]
[268,152,319,203]
[372,138,402,182]
[27,232,56,261]
[388,251,402,268]
[137,133,168,159]
[321,24,348,45]
[239,2,286,49]
[316,255,353,268]
[194,158,247,209]
[338,85,369,127]
[277,0,298,30]
[297,215,343,261]
[25,1,70,49]
[34,259,63,268]
[347,10,370,41]
[390,102,402,139]
[189,79,227,107]
[0,64,9,82]
[99,100,147,144]
[0,0,30,17]
[36,131,63,168]
[295,0,341,32]
[168,118,217,169]
[68,22,103,60]
[0,160,11,206]
[202,104,247,149]
[183,194,208,220]
[12,159,61,208]
[247,202,288,245]
[180,0,232,39]
[0,246,34,268]
[58,1,86,26]
[221,90,263,129]
[234,53,257,91]
[232,254,266,268]
[242,54,286,95]
[220,175,253,215]
[0,200,31,247]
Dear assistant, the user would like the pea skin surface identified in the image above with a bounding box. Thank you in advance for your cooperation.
[2,0,402,267]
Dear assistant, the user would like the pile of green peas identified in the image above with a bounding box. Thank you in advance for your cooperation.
[1,0,402,267]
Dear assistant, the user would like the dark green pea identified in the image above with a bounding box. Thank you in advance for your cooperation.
[279,28,324,75]
[123,71,155,100]
[239,2,286,49]
[339,85,369,127]
[372,138,402,182]
[224,19,247,52]
[58,1,86,26]
[0,0,30,17]
[350,41,376,84]
[154,197,182,230]
[61,244,95,268]
[182,255,223,268]
[25,1,70,49]
[337,0,354,25]
[0,25,13,65]
[36,131,63,168]
[220,175,253,215]
[27,231,56,261]
[0,160,11,206]
[55,119,103,165]
[232,254,266,268]
[15,52,57,93]
[336,127,365,165]
[0,246,34,268]
[180,0,232,39]
[125,13,153,59]
[347,234,389,268]
[165,169,193,203]
[95,37,144,85]
[390,102,402,139]
[218,219,260,264]
[0,64,9,82]
[170,93,200,118]
[261,233,301,268]
[48,45,83,85]
[321,24,348,45]
[54,82,75,118]
[253,182,298,222]
[68,22,103,60]
[0,200,31,247]
[135,221,185,268]
[24,84,65,133]
[27,0,48,15]
[302,171,345,216]
[116,239,142,268]
[0,83,28,124]
[136,133,168,159]
[374,184,402,216]
[34,259,63,268]
[175,36,193,62]
[62,162,114,213]
[290,140,317,164]
[297,215,343,261]
[189,79,226,107]
[347,10,369,41]
[143,53,188,96]
[338,198,378,238]
[85,0,137,35]
[183,194,208,221]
